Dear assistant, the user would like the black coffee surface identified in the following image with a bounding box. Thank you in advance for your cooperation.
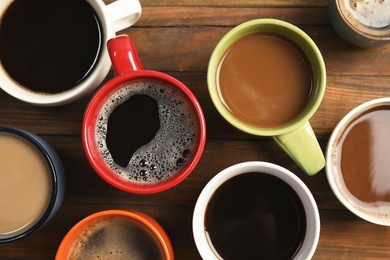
[0,0,102,94]
[205,172,306,260]
[106,94,160,167]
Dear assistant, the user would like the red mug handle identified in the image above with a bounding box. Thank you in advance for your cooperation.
[107,35,143,75]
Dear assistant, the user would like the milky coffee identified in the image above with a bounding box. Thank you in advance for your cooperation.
[68,216,164,260]
[0,133,51,236]
[335,106,390,208]
[96,79,199,185]
[338,0,390,35]
[217,32,313,128]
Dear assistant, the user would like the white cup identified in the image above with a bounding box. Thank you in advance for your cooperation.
[0,0,141,106]
[193,161,320,260]
[326,98,390,226]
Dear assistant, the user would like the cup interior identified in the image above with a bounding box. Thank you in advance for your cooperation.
[193,161,320,259]
[326,97,390,226]
[55,210,174,259]
[335,0,390,40]
[0,0,113,106]
[0,127,58,243]
[83,71,206,194]
[207,19,326,136]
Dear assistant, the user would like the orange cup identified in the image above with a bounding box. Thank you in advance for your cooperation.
[56,210,174,259]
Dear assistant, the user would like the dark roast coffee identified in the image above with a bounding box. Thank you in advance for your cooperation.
[0,0,102,94]
[68,216,164,260]
[205,172,306,260]
[96,79,199,184]
[106,94,160,167]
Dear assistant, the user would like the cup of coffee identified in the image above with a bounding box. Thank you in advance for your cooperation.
[193,161,320,259]
[326,98,390,226]
[207,19,326,176]
[82,35,206,194]
[0,0,142,106]
[328,0,390,47]
[0,126,65,243]
[56,210,174,259]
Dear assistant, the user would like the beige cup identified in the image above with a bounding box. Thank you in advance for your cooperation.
[326,98,390,225]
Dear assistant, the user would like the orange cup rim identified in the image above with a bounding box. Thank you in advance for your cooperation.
[55,209,174,259]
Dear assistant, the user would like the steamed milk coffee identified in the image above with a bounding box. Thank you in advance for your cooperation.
[68,216,164,260]
[96,79,199,184]
[205,172,306,259]
[0,133,51,236]
[337,106,390,205]
[340,0,390,33]
[217,32,313,128]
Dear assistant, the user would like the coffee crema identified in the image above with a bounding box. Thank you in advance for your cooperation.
[0,133,51,236]
[0,0,102,94]
[205,172,306,260]
[68,216,164,260]
[337,106,390,206]
[217,32,313,128]
[96,79,199,185]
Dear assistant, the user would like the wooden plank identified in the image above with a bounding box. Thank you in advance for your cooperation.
[1,73,389,139]
[134,7,329,27]
[138,0,328,7]
[2,206,389,259]
[315,210,390,259]
[122,26,390,75]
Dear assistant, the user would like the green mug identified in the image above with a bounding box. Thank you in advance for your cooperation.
[207,19,326,175]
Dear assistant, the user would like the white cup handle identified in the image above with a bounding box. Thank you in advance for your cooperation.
[106,0,142,32]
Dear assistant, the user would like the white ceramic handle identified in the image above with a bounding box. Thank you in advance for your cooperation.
[106,0,142,32]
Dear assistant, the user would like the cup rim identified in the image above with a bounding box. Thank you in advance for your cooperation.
[55,209,174,259]
[334,0,390,41]
[326,97,390,226]
[207,18,326,136]
[82,70,206,194]
[0,0,113,106]
[0,126,58,243]
[192,161,320,259]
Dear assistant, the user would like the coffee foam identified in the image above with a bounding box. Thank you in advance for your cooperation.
[342,0,390,29]
[68,216,164,259]
[95,79,198,185]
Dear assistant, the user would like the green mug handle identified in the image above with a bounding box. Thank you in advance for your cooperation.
[273,122,325,176]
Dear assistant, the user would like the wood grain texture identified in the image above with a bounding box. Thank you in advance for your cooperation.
[1,0,390,259]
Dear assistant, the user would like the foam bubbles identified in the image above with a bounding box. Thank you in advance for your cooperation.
[345,0,390,28]
[95,79,198,185]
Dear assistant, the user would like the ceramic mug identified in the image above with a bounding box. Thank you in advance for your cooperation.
[0,126,65,243]
[328,0,390,47]
[193,161,320,259]
[207,19,326,175]
[82,35,206,194]
[56,210,174,259]
[0,0,141,106]
[326,98,390,226]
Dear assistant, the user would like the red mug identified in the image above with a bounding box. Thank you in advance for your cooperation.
[82,35,206,194]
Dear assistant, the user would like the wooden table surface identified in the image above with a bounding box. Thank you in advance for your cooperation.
[1,0,390,259]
